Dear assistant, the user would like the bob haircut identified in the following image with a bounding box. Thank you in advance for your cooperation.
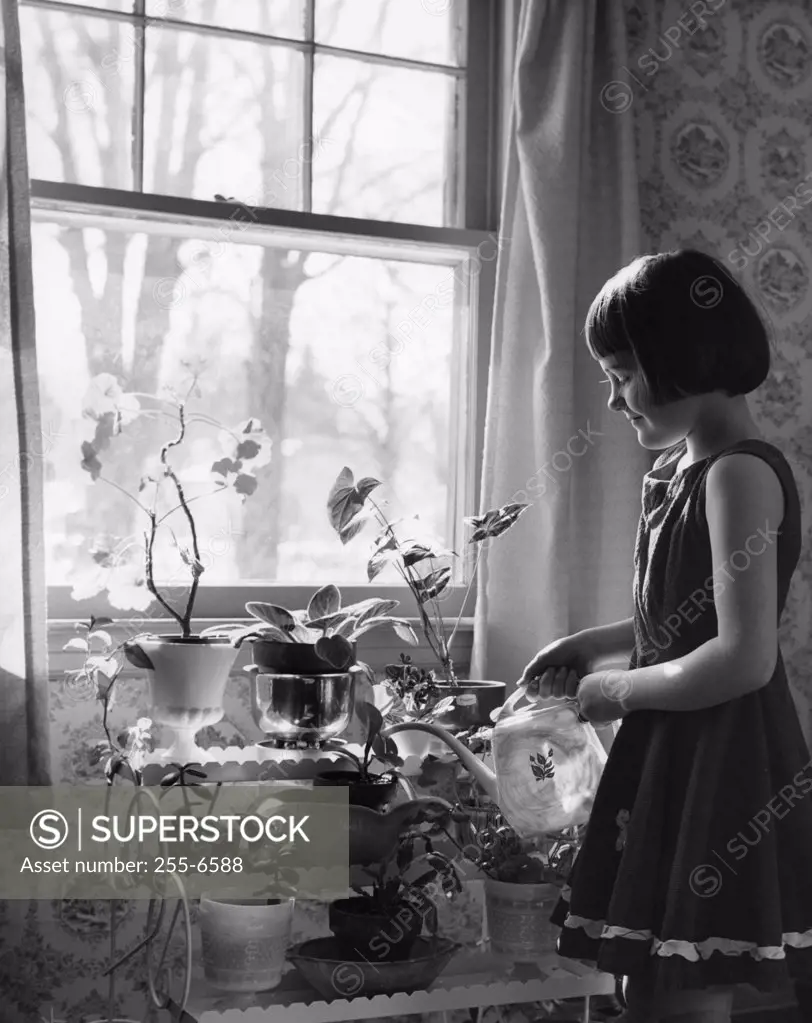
[585,249,770,403]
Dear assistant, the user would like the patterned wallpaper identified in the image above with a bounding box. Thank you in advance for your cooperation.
[626,0,812,742]
[7,0,812,1018]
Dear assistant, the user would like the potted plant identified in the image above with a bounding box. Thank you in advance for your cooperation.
[328,826,463,962]
[327,467,529,727]
[451,812,580,961]
[315,700,404,810]
[199,829,300,992]
[203,583,418,674]
[67,372,270,762]
[371,653,459,760]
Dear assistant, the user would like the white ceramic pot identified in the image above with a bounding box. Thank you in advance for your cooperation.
[484,879,560,960]
[199,897,294,992]
[137,636,238,762]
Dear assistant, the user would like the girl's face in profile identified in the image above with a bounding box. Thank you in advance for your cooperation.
[598,352,698,451]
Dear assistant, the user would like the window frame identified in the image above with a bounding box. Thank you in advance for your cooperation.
[25,0,502,646]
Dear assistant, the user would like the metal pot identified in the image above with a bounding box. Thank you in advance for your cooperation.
[249,671,356,743]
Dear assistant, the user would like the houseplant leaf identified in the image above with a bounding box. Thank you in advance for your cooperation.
[245,602,297,631]
[315,635,354,670]
[465,501,530,543]
[412,566,451,602]
[367,534,399,581]
[351,599,398,626]
[123,642,154,671]
[393,620,419,645]
[327,467,381,544]
[400,539,455,567]
[307,584,341,621]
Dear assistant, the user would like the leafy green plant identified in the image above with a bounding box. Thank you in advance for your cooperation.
[63,616,156,783]
[202,583,418,671]
[352,828,463,934]
[326,467,529,684]
[75,372,270,637]
[321,700,403,781]
[448,811,580,885]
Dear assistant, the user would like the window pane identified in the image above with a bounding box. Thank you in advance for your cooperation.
[313,56,459,226]
[143,27,306,204]
[20,8,136,188]
[316,0,466,67]
[33,218,463,602]
[146,0,306,39]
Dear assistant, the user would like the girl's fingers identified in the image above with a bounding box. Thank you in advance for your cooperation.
[537,666,558,698]
[548,666,568,698]
[565,669,581,698]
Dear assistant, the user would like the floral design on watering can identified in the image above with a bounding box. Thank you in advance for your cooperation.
[529,749,556,782]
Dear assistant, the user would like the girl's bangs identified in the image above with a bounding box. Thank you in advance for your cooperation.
[585,291,634,360]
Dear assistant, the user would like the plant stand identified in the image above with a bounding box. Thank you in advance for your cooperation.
[100,749,613,1023]
[162,947,613,1021]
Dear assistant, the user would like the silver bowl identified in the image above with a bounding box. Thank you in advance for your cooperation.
[249,671,356,742]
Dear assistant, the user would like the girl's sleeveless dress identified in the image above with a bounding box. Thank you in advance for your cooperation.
[550,438,812,993]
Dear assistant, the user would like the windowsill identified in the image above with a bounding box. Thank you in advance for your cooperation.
[47,617,475,678]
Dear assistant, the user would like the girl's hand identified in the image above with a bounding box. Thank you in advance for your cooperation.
[519,632,595,693]
[575,671,627,724]
[524,666,581,703]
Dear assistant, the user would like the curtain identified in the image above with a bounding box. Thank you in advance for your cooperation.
[0,0,51,785]
[471,0,651,690]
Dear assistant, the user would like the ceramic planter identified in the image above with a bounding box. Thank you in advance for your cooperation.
[137,636,237,762]
[312,770,398,811]
[328,897,424,961]
[199,897,294,992]
[484,879,560,960]
[252,639,358,674]
[431,680,506,730]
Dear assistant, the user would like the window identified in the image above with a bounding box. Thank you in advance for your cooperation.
[22,0,500,626]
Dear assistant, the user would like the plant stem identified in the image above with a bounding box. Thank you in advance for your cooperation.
[160,403,202,636]
[145,516,186,631]
[97,474,151,516]
[445,542,484,663]
[156,486,226,526]
[368,499,453,680]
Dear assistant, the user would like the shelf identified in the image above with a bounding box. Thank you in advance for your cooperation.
[169,949,615,1022]
[139,748,445,783]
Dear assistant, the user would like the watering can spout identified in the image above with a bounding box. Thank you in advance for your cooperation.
[382,721,498,803]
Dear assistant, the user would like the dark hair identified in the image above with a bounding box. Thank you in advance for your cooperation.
[585,249,770,403]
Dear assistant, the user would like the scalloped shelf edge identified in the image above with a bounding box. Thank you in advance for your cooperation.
[189,960,616,1022]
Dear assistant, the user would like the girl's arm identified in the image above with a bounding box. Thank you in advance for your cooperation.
[581,618,636,668]
[619,453,784,713]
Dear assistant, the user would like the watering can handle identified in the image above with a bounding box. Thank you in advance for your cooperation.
[495,684,584,723]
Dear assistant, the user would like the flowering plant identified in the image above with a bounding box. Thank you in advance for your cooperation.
[73,371,270,637]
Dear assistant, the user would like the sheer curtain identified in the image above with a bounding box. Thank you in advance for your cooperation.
[0,0,51,785]
[471,0,651,690]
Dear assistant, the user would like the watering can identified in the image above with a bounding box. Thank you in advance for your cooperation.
[382,687,607,838]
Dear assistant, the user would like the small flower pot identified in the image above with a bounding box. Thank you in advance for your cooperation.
[198,896,294,992]
[252,639,358,674]
[484,879,560,960]
[312,770,398,811]
[328,897,424,961]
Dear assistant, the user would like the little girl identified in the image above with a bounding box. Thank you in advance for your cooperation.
[519,249,812,1022]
